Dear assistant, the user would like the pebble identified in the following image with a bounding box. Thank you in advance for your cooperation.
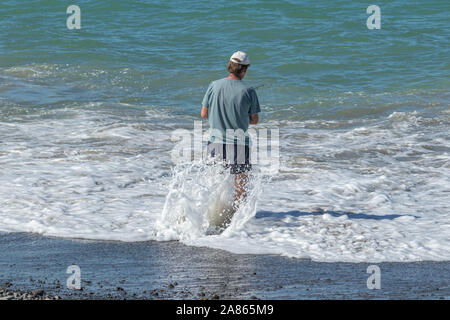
[31,289,44,297]
[0,286,60,300]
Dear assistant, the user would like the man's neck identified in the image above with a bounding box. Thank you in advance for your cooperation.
[226,73,241,80]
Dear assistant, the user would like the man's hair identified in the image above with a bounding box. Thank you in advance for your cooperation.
[227,59,248,78]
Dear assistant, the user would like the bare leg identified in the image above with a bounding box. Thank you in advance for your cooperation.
[234,172,248,209]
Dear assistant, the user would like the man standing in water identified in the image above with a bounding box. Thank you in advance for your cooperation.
[201,51,261,209]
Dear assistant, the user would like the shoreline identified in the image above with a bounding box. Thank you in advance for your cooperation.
[0,232,449,300]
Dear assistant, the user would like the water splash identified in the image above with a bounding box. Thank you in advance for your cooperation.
[156,160,262,241]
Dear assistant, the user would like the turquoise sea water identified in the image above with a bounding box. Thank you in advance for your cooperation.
[1,0,449,118]
[0,1,449,261]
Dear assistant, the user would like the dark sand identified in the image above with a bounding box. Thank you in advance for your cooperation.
[0,232,448,299]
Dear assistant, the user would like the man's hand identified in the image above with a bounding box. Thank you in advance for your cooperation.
[249,114,259,124]
[201,106,208,119]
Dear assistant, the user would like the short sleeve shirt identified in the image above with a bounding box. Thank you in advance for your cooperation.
[202,78,261,145]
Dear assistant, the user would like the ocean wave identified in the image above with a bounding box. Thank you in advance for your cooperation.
[0,107,448,262]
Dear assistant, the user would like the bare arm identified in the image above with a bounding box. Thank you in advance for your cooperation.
[249,113,259,124]
[201,106,208,119]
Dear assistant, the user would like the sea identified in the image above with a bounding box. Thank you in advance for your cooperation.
[0,0,449,262]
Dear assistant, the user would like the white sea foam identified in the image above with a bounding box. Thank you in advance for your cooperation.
[155,161,262,240]
[0,106,449,262]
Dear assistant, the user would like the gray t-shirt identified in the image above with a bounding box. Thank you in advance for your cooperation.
[202,78,261,145]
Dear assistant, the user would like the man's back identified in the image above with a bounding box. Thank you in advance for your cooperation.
[202,78,260,145]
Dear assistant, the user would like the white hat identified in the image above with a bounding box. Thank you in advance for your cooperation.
[230,51,250,65]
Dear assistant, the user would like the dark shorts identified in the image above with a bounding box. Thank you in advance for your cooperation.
[207,141,252,174]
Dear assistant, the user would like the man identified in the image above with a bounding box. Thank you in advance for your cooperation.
[201,51,261,209]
